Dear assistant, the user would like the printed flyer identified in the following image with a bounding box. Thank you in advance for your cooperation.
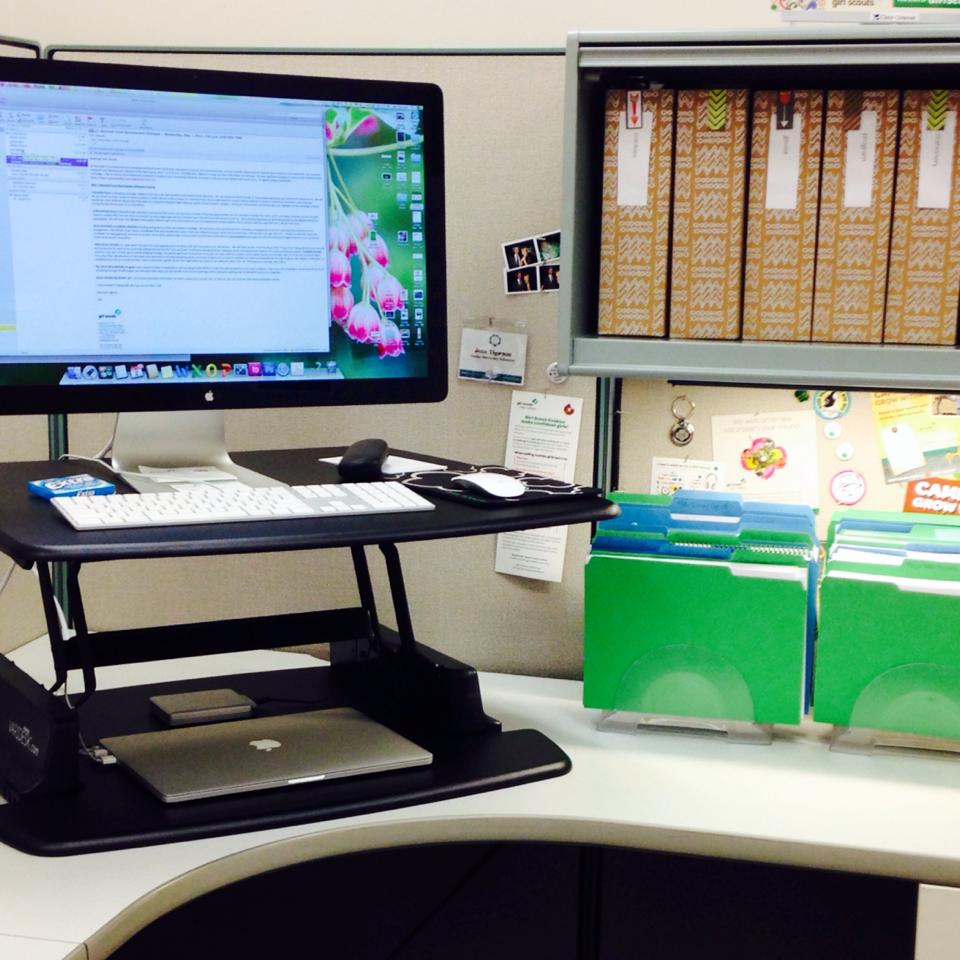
[711,409,819,507]
[495,391,583,582]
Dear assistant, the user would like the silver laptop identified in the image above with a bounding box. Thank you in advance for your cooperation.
[100,707,433,803]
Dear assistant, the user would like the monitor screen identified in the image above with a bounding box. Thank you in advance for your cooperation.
[0,57,447,414]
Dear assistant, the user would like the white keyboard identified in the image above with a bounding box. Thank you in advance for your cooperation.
[51,482,435,531]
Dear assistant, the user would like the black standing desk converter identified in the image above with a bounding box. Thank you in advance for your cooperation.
[0,447,617,855]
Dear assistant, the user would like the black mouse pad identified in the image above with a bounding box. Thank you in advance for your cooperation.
[400,467,602,508]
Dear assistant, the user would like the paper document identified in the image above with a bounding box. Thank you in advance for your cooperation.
[137,465,237,483]
[319,455,446,475]
[650,457,724,495]
[711,410,819,508]
[495,391,583,582]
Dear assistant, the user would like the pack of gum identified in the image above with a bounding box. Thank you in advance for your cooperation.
[28,474,116,499]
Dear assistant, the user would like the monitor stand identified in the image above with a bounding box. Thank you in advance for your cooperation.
[111,410,281,493]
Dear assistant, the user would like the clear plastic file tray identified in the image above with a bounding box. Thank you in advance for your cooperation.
[815,520,960,750]
[584,491,818,742]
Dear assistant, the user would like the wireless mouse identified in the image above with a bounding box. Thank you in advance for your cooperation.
[338,438,389,481]
[451,472,526,499]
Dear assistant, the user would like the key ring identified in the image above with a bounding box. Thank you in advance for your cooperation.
[670,395,695,447]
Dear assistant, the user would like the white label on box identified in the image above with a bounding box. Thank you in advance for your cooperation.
[843,109,877,208]
[917,111,957,209]
[616,111,653,207]
[764,111,803,210]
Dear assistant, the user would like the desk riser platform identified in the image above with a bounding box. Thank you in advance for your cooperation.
[0,651,569,856]
[0,451,614,856]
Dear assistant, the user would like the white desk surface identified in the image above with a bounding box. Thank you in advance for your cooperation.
[4,640,960,960]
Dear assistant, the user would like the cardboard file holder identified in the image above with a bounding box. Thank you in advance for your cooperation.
[669,89,748,340]
[884,89,960,345]
[597,89,675,337]
[813,90,899,344]
[742,90,824,341]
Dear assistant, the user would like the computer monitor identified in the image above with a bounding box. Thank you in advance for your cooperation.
[0,56,446,487]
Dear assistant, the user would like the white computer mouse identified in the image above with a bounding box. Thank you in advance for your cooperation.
[451,472,526,499]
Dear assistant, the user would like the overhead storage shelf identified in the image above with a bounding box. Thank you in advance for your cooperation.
[558,27,960,391]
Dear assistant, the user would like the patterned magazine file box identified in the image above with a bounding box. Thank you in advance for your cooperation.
[596,89,675,337]
[742,90,823,341]
[814,510,960,740]
[812,90,899,344]
[669,89,748,340]
[583,492,816,726]
[884,89,960,345]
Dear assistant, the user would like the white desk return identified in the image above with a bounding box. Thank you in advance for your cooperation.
[2,640,960,960]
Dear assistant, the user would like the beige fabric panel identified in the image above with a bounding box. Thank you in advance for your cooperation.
[12,2,786,52]
[618,380,910,542]
[0,43,38,58]
[30,52,594,679]
[0,420,54,652]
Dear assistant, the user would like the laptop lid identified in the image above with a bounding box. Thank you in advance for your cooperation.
[100,707,433,803]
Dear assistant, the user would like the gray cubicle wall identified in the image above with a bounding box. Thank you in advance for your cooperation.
[0,50,595,678]
[0,417,50,649]
[0,37,40,57]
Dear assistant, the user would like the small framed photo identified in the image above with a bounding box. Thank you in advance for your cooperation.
[502,237,538,269]
[534,231,560,263]
[538,262,560,292]
[505,265,539,294]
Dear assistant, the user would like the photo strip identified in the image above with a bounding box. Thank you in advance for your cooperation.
[503,237,538,269]
[505,265,539,295]
[501,230,560,295]
[534,231,560,263]
[538,262,559,291]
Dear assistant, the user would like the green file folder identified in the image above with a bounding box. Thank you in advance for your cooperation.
[814,558,960,739]
[584,551,808,725]
[827,509,960,551]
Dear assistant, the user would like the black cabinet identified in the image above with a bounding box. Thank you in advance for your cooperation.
[110,841,916,959]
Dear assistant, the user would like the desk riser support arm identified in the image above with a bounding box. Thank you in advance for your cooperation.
[64,562,96,706]
[34,562,68,694]
[379,542,418,657]
[339,545,382,662]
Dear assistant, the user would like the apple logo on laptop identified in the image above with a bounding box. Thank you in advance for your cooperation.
[249,738,281,752]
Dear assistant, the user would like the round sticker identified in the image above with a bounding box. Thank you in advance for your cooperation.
[836,441,855,462]
[823,422,842,440]
[830,470,867,506]
[814,390,851,420]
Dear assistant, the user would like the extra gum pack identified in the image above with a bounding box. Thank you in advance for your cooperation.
[27,474,116,499]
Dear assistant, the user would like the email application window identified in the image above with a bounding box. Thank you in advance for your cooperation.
[0,82,330,358]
